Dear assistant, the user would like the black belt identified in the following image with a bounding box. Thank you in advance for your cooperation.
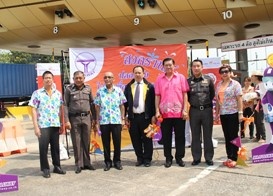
[69,111,90,117]
[133,112,145,115]
[191,104,212,111]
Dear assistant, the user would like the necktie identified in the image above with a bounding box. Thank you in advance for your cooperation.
[133,82,140,108]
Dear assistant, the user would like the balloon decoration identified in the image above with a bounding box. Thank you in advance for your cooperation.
[90,139,103,155]
[144,116,163,142]
[241,116,254,133]
[144,124,160,138]
[90,123,103,155]
[237,147,248,166]
[229,136,248,167]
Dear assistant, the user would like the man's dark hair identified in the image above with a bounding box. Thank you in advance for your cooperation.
[191,59,203,66]
[42,71,54,78]
[133,65,144,73]
[163,57,175,65]
[73,71,85,77]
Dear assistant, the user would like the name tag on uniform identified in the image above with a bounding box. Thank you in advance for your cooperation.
[202,79,208,84]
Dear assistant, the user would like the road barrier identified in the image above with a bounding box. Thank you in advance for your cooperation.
[0,119,27,156]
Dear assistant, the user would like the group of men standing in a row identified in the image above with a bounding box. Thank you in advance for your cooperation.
[29,57,215,178]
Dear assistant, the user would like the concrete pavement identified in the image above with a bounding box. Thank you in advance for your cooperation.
[1,121,273,196]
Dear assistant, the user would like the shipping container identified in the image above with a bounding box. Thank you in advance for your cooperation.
[0,63,37,99]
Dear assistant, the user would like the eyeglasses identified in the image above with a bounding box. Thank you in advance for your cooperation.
[220,70,229,75]
[104,76,113,79]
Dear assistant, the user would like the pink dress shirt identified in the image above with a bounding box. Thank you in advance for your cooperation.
[155,72,189,118]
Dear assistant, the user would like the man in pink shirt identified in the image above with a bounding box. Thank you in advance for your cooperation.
[155,57,189,168]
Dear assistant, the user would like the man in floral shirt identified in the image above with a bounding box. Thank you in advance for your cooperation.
[29,71,66,178]
[94,72,127,171]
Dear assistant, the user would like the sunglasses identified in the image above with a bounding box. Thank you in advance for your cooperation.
[104,76,113,79]
[220,70,229,74]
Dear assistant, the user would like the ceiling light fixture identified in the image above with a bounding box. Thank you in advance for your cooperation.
[148,0,156,8]
[214,32,228,37]
[143,38,156,41]
[137,0,145,9]
[163,29,178,34]
[244,23,260,29]
[64,8,73,17]
[187,39,208,44]
[253,34,273,38]
[28,45,41,48]
[93,36,107,41]
[55,10,64,18]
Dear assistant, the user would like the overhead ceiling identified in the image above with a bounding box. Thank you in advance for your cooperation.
[0,0,273,56]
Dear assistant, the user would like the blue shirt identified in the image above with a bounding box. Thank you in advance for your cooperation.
[29,87,63,128]
[94,85,127,125]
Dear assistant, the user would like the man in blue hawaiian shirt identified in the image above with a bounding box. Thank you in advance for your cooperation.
[29,71,66,178]
[94,72,127,171]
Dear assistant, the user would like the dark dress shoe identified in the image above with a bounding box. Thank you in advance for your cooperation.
[42,169,50,178]
[206,160,214,166]
[135,161,143,167]
[75,166,81,174]
[53,166,66,175]
[191,160,201,166]
[176,160,185,167]
[83,165,96,170]
[104,163,112,171]
[144,162,151,167]
[114,162,123,170]
[164,160,172,168]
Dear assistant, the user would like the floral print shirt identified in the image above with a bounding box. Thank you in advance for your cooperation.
[216,79,242,115]
[94,85,127,125]
[29,87,63,128]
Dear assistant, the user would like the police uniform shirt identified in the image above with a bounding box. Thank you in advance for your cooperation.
[187,75,215,106]
[64,84,94,121]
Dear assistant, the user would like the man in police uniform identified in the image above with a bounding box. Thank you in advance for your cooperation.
[64,71,96,174]
[187,59,215,166]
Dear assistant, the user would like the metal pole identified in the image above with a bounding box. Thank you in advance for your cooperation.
[61,50,70,158]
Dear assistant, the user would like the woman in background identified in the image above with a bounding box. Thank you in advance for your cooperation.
[240,76,254,139]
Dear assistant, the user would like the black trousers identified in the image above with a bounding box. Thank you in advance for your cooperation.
[241,107,254,137]
[129,113,153,163]
[189,107,214,161]
[220,113,239,161]
[161,118,185,162]
[100,124,122,164]
[39,127,61,171]
[254,107,266,140]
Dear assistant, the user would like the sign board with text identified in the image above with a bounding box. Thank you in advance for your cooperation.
[0,174,18,193]
[221,36,273,52]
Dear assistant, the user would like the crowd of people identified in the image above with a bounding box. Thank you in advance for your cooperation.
[29,57,266,178]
